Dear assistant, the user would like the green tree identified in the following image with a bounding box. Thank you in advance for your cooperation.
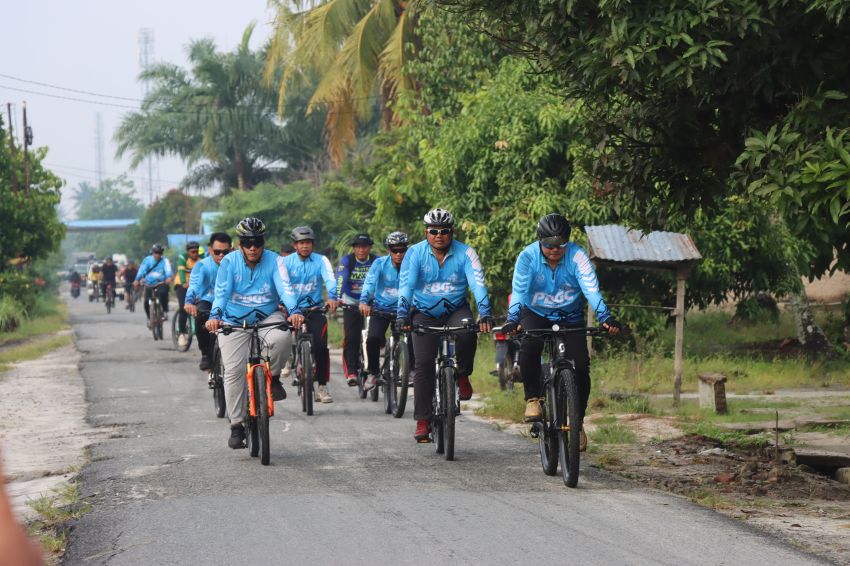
[127,189,214,258]
[116,24,324,192]
[73,176,144,220]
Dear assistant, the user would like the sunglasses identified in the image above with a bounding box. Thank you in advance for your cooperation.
[240,237,265,249]
[427,228,452,236]
[211,248,230,256]
[540,237,568,249]
[389,247,408,254]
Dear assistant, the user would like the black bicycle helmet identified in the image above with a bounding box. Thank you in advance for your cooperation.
[423,208,454,226]
[291,226,315,242]
[151,243,165,254]
[536,213,571,245]
[186,240,200,250]
[351,233,374,246]
[385,231,409,247]
[235,217,267,238]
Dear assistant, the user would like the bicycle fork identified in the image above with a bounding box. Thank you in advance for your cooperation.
[246,358,275,418]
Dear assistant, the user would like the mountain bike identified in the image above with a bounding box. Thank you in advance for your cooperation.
[219,319,291,466]
[524,325,607,488]
[126,286,138,312]
[293,305,326,416]
[142,282,167,341]
[103,283,115,314]
[339,304,374,401]
[369,310,410,417]
[172,311,195,352]
[493,324,521,390]
[209,339,226,418]
[412,319,480,461]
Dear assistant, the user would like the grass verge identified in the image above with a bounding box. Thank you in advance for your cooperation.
[0,334,72,373]
[0,302,68,347]
[27,482,91,558]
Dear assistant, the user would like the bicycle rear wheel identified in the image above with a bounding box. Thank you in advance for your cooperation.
[557,369,582,488]
[442,367,457,461]
[128,290,136,312]
[105,290,112,314]
[212,345,226,418]
[392,336,409,418]
[254,366,271,465]
[370,373,379,402]
[539,378,558,476]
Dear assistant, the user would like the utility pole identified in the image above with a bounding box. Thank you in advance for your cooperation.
[6,103,18,193]
[95,112,105,187]
[22,101,31,195]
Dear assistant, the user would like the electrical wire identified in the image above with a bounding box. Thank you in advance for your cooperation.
[0,72,143,102]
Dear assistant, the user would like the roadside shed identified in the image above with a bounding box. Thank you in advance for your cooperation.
[584,225,703,403]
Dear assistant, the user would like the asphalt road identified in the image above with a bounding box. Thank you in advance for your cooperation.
[63,297,828,565]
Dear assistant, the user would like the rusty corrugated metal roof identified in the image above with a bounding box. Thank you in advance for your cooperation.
[584,224,702,264]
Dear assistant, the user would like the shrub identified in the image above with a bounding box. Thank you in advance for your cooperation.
[0,295,24,332]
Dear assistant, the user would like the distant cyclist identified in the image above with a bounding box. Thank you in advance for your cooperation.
[396,208,492,442]
[134,244,173,327]
[359,231,413,391]
[175,241,204,348]
[336,233,376,386]
[185,233,232,371]
[121,261,138,309]
[282,226,338,403]
[100,257,118,301]
[501,213,621,451]
[205,218,294,449]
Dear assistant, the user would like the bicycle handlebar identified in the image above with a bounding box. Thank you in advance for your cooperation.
[519,326,608,338]
[219,320,292,335]
[294,304,328,315]
[412,322,481,335]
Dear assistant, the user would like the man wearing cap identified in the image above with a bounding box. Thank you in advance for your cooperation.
[336,233,376,386]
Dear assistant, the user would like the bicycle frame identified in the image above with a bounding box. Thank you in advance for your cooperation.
[245,325,275,419]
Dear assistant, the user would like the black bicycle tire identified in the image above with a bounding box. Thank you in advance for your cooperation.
[370,374,379,402]
[383,337,395,415]
[213,346,226,418]
[171,313,180,348]
[433,370,445,454]
[151,301,160,341]
[557,369,581,488]
[254,366,271,465]
[301,339,314,416]
[393,336,409,418]
[539,379,558,476]
[443,367,456,461]
[105,289,112,314]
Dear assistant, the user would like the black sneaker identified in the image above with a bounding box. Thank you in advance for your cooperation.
[199,355,212,371]
[271,375,287,401]
[228,424,245,449]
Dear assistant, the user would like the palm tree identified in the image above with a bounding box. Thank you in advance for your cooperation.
[116,24,324,192]
[265,0,419,165]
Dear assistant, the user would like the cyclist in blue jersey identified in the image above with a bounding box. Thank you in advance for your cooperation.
[282,226,338,403]
[359,231,414,391]
[336,233,376,386]
[205,218,294,449]
[185,232,232,371]
[501,213,621,450]
[133,243,173,328]
[396,209,493,443]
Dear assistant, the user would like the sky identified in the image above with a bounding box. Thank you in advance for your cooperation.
[0,0,274,218]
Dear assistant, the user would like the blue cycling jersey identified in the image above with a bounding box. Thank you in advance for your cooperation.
[507,242,611,325]
[359,255,400,313]
[335,253,375,304]
[282,252,337,313]
[209,250,291,325]
[135,255,173,286]
[397,240,491,320]
[185,255,218,305]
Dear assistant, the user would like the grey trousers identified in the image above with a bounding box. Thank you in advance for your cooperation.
[217,311,293,425]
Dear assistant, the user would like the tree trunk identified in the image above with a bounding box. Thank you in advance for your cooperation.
[234,148,246,191]
[788,288,834,359]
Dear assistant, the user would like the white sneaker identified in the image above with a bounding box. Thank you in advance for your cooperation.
[177,334,188,348]
[282,366,291,379]
[316,384,333,403]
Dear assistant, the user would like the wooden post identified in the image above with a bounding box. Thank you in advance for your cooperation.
[673,265,688,404]
[6,103,18,193]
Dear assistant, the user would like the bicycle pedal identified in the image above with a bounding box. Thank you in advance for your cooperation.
[529,424,540,438]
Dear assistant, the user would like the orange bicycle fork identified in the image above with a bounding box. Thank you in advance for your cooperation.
[246,359,275,418]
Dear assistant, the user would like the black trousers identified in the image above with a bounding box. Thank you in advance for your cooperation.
[175,285,188,332]
[411,307,477,421]
[195,300,215,360]
[519,309,591,423]
[143,285,169,319]
[366,315,415,375]
[341,307,364,376]
[304,312,330,385]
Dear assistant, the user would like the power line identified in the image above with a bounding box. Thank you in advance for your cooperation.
[44,161,183,185]
[0,72,143,102]
[0,84,139,110]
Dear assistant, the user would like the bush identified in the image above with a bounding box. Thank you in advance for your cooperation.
[0,271,41,315]
[0,295,24,332]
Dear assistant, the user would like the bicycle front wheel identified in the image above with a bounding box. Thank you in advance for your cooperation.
[557,369,582,487]
[442,367,457,461]
[539,378,558,476]
[383,337,396,415]
[392,336,409,418]
[299,339,314,416]
[105,290,112,314]
[253,366,271,465]
[212,345,226,418]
